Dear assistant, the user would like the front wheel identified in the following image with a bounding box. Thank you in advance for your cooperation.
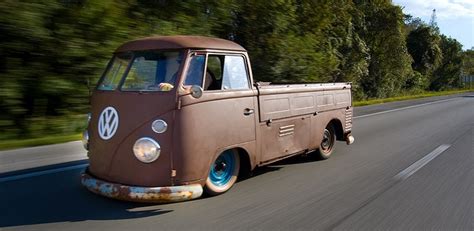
[315,125,336,160]
[204,149,240,196]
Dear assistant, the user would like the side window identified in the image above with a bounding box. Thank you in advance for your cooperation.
[222,56,249,90]
[205,55,223,90]
[187,54,249,91]
[184,55,205,86]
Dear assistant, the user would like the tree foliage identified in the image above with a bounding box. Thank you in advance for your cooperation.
[355,0,413,98]
[462,49,474,76]
[0,0,468,139]
[431,35,463,90]
[406,26,442,88]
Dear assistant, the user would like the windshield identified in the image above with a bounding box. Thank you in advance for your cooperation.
[97,51,183,92]
[98,53,131,91]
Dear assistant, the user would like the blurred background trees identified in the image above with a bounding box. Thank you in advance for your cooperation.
[0,0,470,139]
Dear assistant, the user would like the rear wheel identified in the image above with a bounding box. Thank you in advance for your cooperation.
[315,125,336,159]
[204,149,240,196]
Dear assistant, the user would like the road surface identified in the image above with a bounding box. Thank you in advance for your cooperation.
[0,93,473,230]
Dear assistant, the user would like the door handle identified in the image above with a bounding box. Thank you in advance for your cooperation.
[244,108,255,116]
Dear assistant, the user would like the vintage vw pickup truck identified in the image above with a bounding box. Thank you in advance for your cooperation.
[81,35,354,203]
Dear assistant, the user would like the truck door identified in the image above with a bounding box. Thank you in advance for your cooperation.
[174,53,257,183]
[201,54,256,146]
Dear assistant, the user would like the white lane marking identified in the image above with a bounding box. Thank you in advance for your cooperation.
[354,98,457,119]
[394,144,451,181]
[0,163,88,183]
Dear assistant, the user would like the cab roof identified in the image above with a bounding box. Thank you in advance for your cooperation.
[115,35,246,53]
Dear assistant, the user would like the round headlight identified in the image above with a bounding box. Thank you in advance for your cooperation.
[151,119,167,133]
[133,137,160,163]
[82,130,89,150]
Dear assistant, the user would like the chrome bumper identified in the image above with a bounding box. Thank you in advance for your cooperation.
[81,170,203,203]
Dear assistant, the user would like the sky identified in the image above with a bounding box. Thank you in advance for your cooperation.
[392,0,474,50]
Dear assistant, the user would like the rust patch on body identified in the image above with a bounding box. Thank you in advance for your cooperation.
[81,171,202,203]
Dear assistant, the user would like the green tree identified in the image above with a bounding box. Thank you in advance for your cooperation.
[431,36,463,90]
[403,14,424,33]
[406,25,442,89]
[325,1,369,99]
[0,1,60,138]
[232,0,369,99]
[0,0,467,140]
[233,0,298,82]
[0,1,132,138]
[462,49,474,76]
[130,0,238,36]
[273,0,339,83]
[355,0,413,98]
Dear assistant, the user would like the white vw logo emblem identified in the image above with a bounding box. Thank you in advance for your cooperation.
[98,106,119,140]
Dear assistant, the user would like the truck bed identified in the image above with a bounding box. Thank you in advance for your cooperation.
[256,82,352,122]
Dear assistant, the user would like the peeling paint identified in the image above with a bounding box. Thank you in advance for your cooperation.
[81,172,203,203]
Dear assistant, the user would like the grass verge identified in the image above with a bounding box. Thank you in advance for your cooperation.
[0,133,82,151]
[353,89,472,107]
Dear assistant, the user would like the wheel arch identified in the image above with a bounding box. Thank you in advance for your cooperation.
[235,147,252,178]
[208,146,253,179]
[328,118,344,141]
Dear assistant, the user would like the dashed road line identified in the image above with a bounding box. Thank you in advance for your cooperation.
[394,144,451,181]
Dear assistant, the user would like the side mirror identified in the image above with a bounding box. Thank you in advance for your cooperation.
[190,85,203,98]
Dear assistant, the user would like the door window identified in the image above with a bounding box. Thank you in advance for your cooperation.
[222,56,249,90]
[204,55,249,91]
[185,54,250,91]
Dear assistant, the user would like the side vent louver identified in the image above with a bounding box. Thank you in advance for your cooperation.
[279,124,295,137]
[345,109,352,131]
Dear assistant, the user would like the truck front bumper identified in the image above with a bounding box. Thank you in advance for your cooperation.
[80,170,203,203]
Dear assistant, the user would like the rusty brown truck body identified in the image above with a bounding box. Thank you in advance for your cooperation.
[80,35,354,203]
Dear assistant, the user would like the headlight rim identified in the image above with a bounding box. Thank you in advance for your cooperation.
[82,130,89,150]
[133,137,161,163]
[151,119,168,134]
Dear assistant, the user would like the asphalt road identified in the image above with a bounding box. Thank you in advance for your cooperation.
[0,141,86,174]
[0,93,473,230]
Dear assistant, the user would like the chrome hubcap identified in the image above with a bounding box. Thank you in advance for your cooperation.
[209,150,235,186]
